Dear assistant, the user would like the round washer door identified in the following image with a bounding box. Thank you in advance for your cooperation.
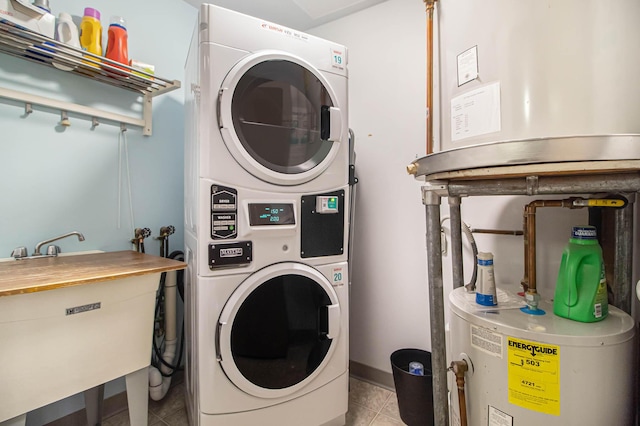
[218,51,344,186]
[217,262,341,399]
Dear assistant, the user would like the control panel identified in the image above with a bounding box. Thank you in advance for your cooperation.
[248,203,296,226]
[315,195,339,214]
[211,185,237,239]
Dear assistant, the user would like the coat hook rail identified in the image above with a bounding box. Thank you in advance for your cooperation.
[0,86,146,132]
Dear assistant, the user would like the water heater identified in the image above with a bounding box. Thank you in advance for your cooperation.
[437,0,640,151]
[448,288,635,425]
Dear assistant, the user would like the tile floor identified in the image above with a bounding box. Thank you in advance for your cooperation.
[102,377,405,426]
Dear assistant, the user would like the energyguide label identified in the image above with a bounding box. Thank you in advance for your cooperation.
[507,337,560,416]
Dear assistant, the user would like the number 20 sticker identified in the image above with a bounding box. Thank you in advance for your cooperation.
[332,266,345,286]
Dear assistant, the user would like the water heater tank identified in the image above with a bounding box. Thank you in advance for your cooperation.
[448,287,635,425]
[437,0,640,151]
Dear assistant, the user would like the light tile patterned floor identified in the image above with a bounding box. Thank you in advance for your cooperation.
[102,377,405,426]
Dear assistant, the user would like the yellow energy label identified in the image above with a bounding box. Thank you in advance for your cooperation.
[507,337,560,416]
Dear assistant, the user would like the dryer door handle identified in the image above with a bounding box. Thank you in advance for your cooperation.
[321,106,342,142]
[325,303,341,340]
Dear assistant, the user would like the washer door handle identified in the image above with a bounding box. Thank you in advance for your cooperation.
[321,106,342,142]
[325,303,340,339]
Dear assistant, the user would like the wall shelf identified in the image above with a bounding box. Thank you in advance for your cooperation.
[0,21,181,135]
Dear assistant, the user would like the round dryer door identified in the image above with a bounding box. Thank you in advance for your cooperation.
[217,262,341,398]
[218,51,344,186]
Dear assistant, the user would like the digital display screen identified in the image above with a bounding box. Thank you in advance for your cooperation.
[248,203,295,226]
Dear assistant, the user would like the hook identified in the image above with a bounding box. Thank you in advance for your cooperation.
[120,123,127,133]
[91,117,99,129]
[60,110,71,127]
[25,103,33,115]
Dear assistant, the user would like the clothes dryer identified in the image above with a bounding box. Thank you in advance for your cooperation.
[184,3,349,205]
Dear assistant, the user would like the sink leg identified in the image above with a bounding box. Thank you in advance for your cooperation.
[125,367,149,425]
[0,414,26,426]
[84,384,105,426]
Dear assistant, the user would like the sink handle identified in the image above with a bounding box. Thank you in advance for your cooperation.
[11,246,28,259]
[46,245,61,256]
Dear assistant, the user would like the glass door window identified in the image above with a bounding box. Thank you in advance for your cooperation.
[230,273,333,389]
[231,60,334,175]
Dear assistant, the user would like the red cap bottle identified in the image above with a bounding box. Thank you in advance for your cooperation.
[105,16,128,70]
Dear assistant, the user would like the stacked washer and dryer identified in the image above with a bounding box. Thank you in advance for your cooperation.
[184,4,352,426]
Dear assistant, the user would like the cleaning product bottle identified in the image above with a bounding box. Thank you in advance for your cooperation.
[105,16,128,69]
[26,0,55,61]
[53,12,81,71]
[79,7,102,66]
[553,226,608,322]
[476,252,497,306]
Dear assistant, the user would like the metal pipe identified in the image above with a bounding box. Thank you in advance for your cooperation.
[447,174,640,197]
[470,228,523,236]
[450,360,469,426]
[613,201,634,314]
[522,199,574,298]
[449,197,464,289]
[422,187,449,426]
[424,0,437,154]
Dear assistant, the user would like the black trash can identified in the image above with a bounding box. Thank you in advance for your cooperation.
[390,348,434,426]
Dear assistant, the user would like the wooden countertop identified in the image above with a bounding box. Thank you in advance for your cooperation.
[0,250,186,297]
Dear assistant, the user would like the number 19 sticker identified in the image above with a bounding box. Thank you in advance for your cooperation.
[331,48,345,71]
[507,337,560,416]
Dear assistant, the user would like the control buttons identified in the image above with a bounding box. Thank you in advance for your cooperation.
[315,195,339,214]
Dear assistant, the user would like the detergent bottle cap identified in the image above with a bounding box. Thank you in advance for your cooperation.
[58,12,73,22]
[83,7,101,20]
[571,226,597,240]
[109,16,127,29]
[477,251,493,265]
[33,0,51,12]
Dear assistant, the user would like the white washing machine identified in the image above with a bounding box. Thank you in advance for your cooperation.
[184,4,351,426]
[184,234,349,426]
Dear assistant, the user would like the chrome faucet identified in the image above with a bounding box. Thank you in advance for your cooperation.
[33,231,85,256]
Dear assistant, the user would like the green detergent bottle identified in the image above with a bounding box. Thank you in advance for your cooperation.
[554,226,608,322]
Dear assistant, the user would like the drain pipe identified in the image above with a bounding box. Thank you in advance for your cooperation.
[149,226,179,401]
[424,0,437,155]
[149,269,178,401]
[449,359,469,426]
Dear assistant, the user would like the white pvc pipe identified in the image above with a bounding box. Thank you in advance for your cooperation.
[149,270,178,401]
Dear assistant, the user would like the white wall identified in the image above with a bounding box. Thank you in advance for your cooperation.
[311,0,431,373]
[0,0,196,424]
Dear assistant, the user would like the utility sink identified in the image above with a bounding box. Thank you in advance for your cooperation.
[0,250,186,425]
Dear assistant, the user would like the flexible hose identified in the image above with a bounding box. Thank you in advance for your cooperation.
[151,250,185,376]
[441,218,478,289]
[461,223,478,291]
